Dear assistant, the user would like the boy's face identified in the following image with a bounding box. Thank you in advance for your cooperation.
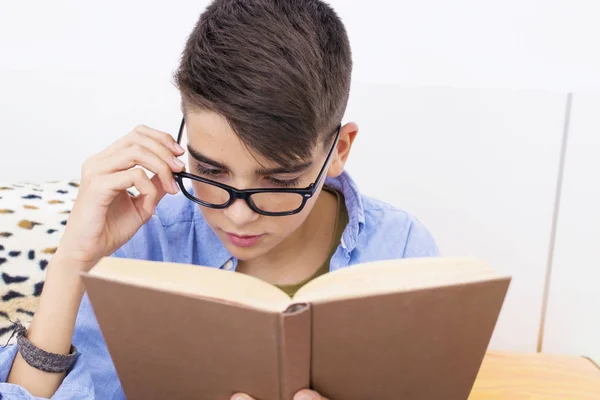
[183,111,352,262]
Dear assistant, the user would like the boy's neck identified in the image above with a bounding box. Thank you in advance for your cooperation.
[236,188,339,286]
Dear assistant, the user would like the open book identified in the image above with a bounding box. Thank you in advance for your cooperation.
[81,257,510,400]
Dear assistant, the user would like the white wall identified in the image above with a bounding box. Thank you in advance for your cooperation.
[542,93,600,362]
[1,1,600,355]
[0,70,181,181]
[336,0,600,92]
[3,0,600,91]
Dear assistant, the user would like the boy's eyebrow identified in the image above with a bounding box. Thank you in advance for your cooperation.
[255,161,313,175]
[187,144,313,175]
[187,145,229,170]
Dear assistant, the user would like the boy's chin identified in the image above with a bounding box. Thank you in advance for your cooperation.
[221,236,273,262]
[225,245,268,262]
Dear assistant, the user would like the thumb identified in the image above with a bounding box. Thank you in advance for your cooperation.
[231,394,255,400]
[294,389,328,400]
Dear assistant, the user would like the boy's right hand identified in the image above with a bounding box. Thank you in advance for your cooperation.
[56,125,186,271]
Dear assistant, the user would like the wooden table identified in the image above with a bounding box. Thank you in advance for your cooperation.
[469,351,600,399]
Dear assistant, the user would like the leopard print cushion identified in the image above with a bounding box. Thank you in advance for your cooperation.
[0,182,78,344]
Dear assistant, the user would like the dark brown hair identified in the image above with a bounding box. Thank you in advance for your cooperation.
[174,0,352,168]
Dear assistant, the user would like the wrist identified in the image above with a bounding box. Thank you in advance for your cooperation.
[49,248,98,276]
[42,252,91,303]
[26,253,89,354]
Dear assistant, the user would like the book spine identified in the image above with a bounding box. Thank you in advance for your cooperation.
[278,303,312,400]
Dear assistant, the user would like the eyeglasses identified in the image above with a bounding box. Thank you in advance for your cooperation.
[173,117,341,217]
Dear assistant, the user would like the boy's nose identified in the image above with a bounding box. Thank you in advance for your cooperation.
[223,198,259,226]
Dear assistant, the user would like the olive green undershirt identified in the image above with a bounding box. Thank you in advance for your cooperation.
[275,187,348,297]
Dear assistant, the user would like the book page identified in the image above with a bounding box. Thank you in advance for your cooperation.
[293,257,508,304]
[87,257,292,312]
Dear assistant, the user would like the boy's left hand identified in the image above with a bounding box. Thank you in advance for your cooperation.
[231,389,329,400]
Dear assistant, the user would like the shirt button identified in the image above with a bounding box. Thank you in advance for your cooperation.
[222,259,234,271]
[340,237,347,250]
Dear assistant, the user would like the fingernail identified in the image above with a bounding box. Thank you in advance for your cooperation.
[173,142,185,154]
[173,156,185,168]
[295,394,314,400]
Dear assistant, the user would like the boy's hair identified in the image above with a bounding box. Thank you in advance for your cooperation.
[174,0,352,167]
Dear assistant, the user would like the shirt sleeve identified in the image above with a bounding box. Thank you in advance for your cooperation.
[0,297,124,400]
[402,218,440,258]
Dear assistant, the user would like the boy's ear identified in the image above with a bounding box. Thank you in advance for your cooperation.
[328,122,359,178]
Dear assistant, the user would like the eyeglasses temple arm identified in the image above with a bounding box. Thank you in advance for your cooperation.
[177,117,185,144]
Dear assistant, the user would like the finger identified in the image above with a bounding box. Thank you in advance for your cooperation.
[102,168,156,197]
[95,143,179,195]
[126,128,186,169]
[132,174,167,219]
[102,124,185,160]
[135,124,185,156]
[85,167,152,209]
[231,393,255,400]
[105,129,186,175]
[99,168,163,219]
[99,168,159,205]
[294,389,327,400]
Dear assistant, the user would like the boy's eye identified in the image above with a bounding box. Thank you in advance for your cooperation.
[194,163,300,188]
[195,164,224,177]
[266,177,300,188]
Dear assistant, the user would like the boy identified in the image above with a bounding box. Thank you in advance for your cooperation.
[0,0,438,399]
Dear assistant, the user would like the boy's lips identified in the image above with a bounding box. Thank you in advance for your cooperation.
[225,232,263,248]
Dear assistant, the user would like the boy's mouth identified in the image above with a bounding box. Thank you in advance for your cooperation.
[225,232,263,248]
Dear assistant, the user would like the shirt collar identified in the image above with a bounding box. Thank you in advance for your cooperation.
[324,170,365,253]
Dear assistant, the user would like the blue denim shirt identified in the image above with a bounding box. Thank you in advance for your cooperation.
[0,171,438,399]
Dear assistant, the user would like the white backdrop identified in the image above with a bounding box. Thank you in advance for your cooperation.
[542,93,600,362]
[2,0,600,89]
[1,0,600,357]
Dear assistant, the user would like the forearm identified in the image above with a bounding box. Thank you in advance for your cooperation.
[7,250,90,398]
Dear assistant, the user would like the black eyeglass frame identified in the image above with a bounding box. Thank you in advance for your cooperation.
[173,117,342,217]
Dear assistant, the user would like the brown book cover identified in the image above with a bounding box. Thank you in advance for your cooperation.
[81,257,510,400]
